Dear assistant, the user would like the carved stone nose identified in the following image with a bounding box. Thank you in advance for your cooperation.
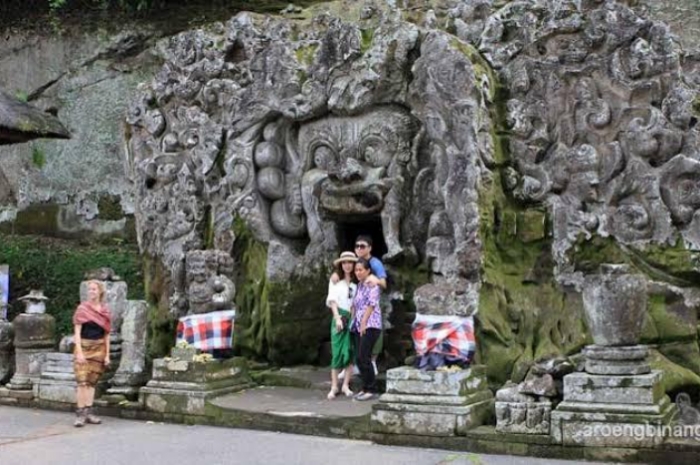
[329,158,365,183]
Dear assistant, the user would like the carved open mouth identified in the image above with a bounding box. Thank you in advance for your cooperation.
[320,185,384,215]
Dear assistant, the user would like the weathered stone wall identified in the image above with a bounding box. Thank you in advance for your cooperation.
[644,0,700,51]
[0,28,161,239]
[2,0,700,398]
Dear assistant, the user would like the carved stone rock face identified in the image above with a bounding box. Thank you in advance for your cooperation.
[298,107,417,217]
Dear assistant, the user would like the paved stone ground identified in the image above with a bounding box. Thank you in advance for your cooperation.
[0,406,610,465]
[211,385,376,417]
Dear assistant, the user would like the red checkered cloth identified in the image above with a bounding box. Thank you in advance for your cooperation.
[176,309,236,351]
[411,314,476,361]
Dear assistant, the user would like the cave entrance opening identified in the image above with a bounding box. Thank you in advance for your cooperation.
[335,217,387,260]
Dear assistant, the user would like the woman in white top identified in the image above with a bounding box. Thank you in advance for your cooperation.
[326,251,358,400]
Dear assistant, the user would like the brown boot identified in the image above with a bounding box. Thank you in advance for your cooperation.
[74,408,86,427]
[84,406,102,425]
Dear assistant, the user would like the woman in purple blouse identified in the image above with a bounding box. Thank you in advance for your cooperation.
[351,258,382,401]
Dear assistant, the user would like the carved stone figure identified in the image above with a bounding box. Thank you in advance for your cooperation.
[185,250,235,315]
[298,106,418,260]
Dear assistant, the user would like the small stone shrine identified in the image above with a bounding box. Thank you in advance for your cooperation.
[6,290,55,397]
[551,265,674,447]
[372,280,494,436]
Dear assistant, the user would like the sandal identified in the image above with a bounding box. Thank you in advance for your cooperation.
[341,386,354,397]
[327,388,339,400]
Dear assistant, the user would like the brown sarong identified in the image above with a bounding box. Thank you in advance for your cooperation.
[74,338,106,386]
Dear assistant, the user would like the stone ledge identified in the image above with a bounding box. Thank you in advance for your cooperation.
[3,399,699,464]
[378,390,492,406]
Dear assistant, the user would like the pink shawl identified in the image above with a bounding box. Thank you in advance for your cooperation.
[73,302,112,333]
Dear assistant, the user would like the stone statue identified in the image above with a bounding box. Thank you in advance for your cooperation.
[185,250,235,315]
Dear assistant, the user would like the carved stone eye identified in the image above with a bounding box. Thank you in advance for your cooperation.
[361,136,391,167]
[313,145,335,170]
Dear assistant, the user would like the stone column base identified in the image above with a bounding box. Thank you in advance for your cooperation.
[139,353,253,416]
[551,370,674,447]
[371,366,494,437]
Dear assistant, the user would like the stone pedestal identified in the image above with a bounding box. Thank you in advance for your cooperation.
[0,319,13,384]
[371,366,494,436]
[551,368,673,447]
[550,265,674,447]
[107,300,149,399]
[139,347,253,416]
[36,353,76,403]
[6,313,55,394]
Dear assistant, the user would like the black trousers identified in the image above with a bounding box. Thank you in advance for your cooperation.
[354,328,381,393]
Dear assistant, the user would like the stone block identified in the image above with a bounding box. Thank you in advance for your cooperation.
[517,210,546,243]
[550,405,675,448]
[385,366,488,396]
[36,380,76,403]
[551,369,674,447]
[495,400,552,435]
[108,300,149,397]
[36,352,76,404]
[563,371,665,405]
[371,366,494,436]
[140,356,253,415]
[8,389,34,400]
[372,399,494,436]
[583,345,650,375]
[171,346,199,362]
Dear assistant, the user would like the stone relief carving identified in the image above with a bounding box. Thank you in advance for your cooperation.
[124,1,700,375]
[126,7,492,320]
[298,106,418,260]
[469,0,700,282]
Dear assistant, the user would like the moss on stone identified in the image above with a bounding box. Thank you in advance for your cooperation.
[569,234,699,285]
[97,194,125,221]
[568,235,627,273]
[232,215,272,359]
[0,204,60,236]
[31,144,46,168]
[143,254,175,359]
[473,53,589,389]
[649,349,700,396]
[294,43,319,66]
[360,28,375,55]
[629,239,700,285]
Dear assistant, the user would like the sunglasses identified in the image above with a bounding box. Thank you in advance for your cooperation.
[355,243,369,249]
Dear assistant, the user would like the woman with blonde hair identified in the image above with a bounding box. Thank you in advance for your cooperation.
[72,280,111,427]
[326,251,357,400]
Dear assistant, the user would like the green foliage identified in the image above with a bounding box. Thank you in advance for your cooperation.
[232,216,271,359]
[0,234,144,336]
[31,144,46,168]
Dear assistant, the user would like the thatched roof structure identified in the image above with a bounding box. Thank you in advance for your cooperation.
[0,90,70,145]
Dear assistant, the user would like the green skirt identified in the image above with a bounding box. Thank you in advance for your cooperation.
[330,308,353,369]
